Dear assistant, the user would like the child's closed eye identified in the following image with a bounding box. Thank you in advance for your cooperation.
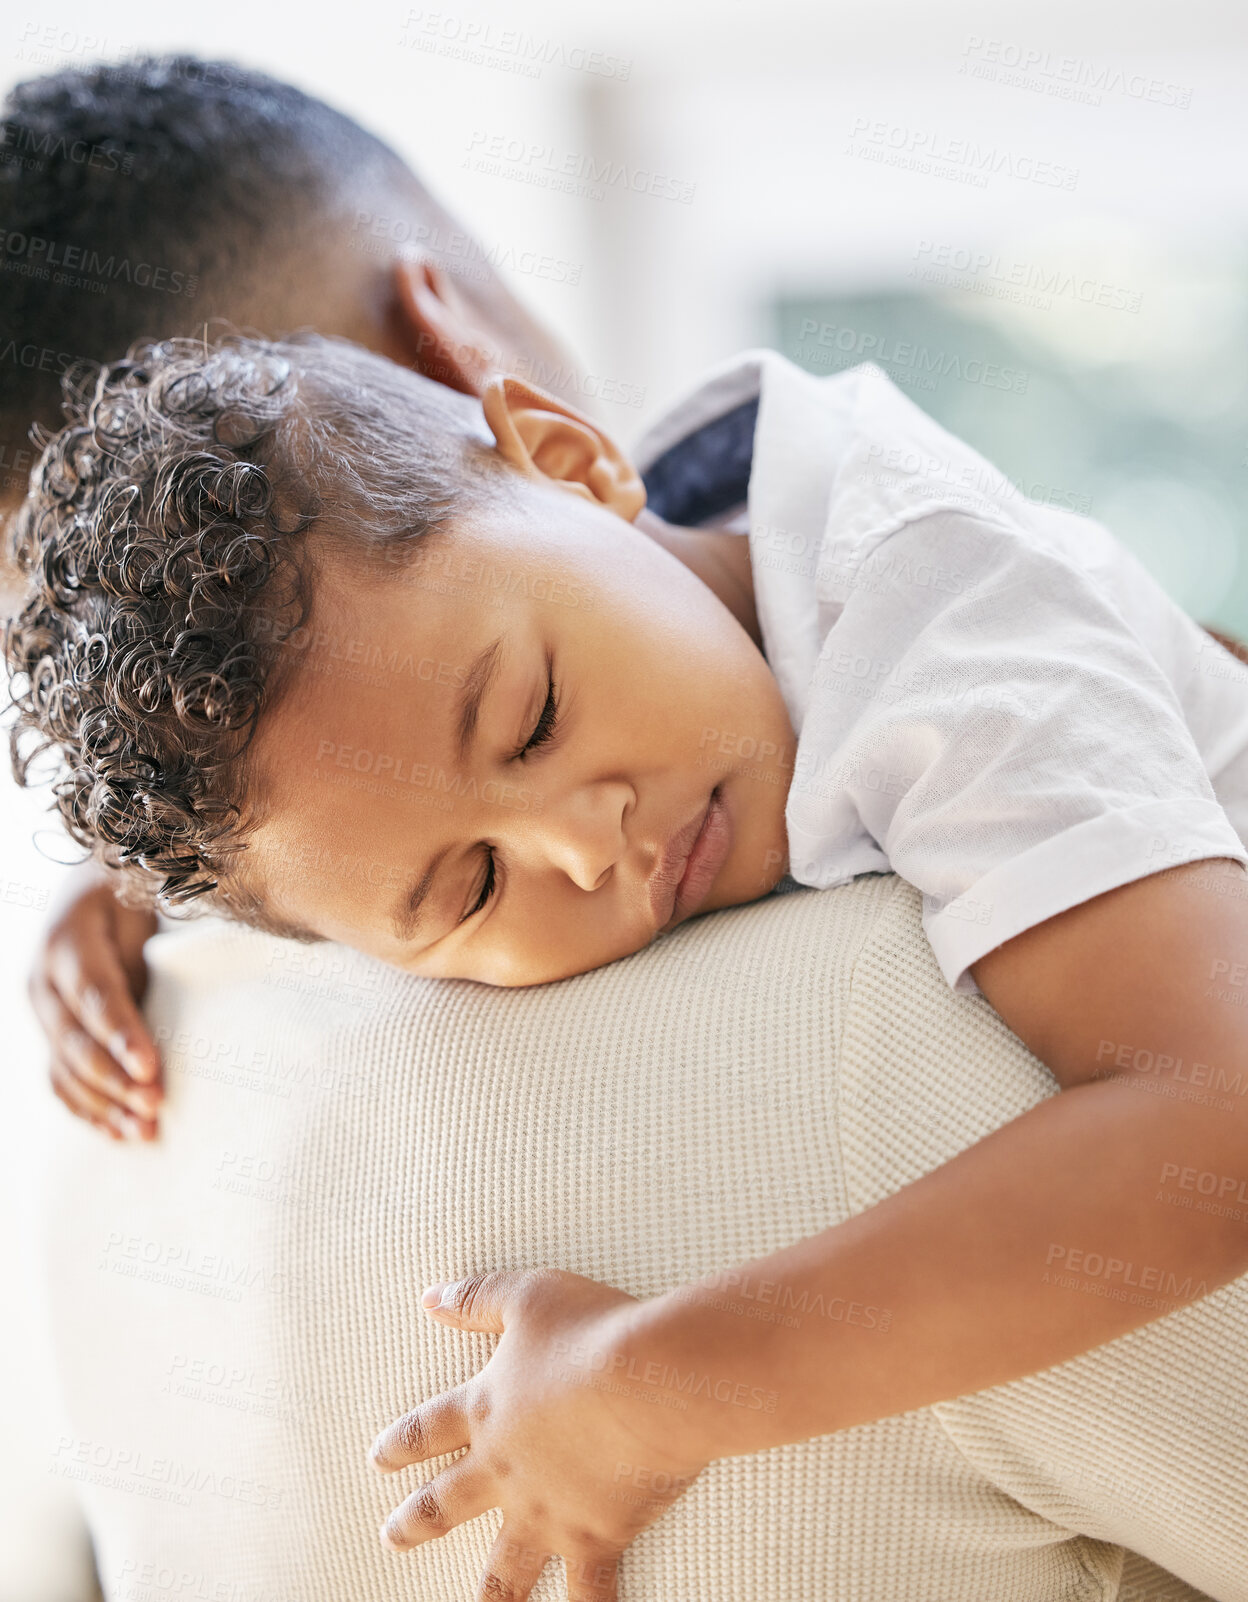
[460,655,561,924]
[513,654,560,762]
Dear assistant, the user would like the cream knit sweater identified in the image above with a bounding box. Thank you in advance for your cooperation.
[42,876,1240,1600]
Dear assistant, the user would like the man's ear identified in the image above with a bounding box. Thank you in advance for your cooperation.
[392,255,495,396]
[481,375,646,520]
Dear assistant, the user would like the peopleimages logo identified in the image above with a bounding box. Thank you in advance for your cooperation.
[910,239,1143,314]
[1044,1243,1209,1302]
[844,116,1079,191]
[314,740,543,812]
[959,35,1193,110]
[0,229,197,297]
[796,317,1028,393]
[400,9,633,80]
[51,1434,284,1509]
[0,119,133,174]
[465,129,696,205]
[549,1337,779,1413]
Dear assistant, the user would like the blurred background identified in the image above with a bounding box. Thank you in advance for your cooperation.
[3,0,1248,1593]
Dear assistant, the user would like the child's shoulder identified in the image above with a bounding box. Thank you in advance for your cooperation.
[809,362,1120,595]
[817,362,1027,545]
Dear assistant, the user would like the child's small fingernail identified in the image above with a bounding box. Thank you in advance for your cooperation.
[381,1517,404,1549]
[125,1043,160,1082]
[421,1284,444,1309]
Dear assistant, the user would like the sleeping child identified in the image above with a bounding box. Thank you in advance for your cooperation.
[8,333,1248,1599]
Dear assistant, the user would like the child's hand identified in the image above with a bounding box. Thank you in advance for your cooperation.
[370,1267,711,1601]
[29,873,162,1141]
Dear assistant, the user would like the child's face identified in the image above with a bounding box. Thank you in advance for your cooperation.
[244,479,795,985]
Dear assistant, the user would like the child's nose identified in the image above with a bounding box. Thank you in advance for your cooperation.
[528,779,632,894]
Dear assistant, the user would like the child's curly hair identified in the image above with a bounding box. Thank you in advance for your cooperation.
[4,331,494,935]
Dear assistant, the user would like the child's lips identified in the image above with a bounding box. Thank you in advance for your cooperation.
[647,786,732,932]
[670,786,732,925]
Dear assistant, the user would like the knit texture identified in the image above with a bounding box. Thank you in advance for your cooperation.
[41,876,1227,1600]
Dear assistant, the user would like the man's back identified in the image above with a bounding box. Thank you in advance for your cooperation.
[42,876,1238,1599]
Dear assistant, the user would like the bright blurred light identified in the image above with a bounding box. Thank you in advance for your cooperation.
[1097,474,1240,617]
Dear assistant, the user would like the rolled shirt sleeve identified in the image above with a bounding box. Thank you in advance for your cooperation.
[784,507,1248,992]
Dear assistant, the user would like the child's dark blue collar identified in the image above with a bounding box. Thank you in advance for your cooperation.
[639,396,759,529]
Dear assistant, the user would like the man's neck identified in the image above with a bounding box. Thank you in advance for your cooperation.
[635,507,762,654]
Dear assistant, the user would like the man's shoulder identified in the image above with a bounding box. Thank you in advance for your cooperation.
[835,875,1057,1213]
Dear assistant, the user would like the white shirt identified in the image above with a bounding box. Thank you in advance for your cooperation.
[633,350,1248,992]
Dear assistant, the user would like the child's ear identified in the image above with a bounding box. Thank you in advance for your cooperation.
[392,255,494,397]
[481,374,646,521]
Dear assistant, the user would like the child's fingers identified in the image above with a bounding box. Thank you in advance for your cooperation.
[565,1545,621,1602]
[50,1068,121,1141]
[60,1019,161,1123]
[46,927,162,1087]
[371,1386,470,1473]
[380,1458,492,1550]
[476,1526,550,1601]
[30,981,160,1124]
[50,1058,139,1140]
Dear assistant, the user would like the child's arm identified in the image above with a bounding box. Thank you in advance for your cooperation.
[372,858,1248,1596]
[612,855,1248,1449]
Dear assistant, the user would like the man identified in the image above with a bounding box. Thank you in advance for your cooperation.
[0,54,586,449]
[1,57,1236,1600]
[43,870,1240,1601]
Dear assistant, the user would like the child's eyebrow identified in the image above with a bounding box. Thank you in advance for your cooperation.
[390,633,507,945]
[391,847,449,944]
[456,635,506,761]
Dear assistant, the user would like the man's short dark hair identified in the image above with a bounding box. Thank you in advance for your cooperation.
[0,56,416,453]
